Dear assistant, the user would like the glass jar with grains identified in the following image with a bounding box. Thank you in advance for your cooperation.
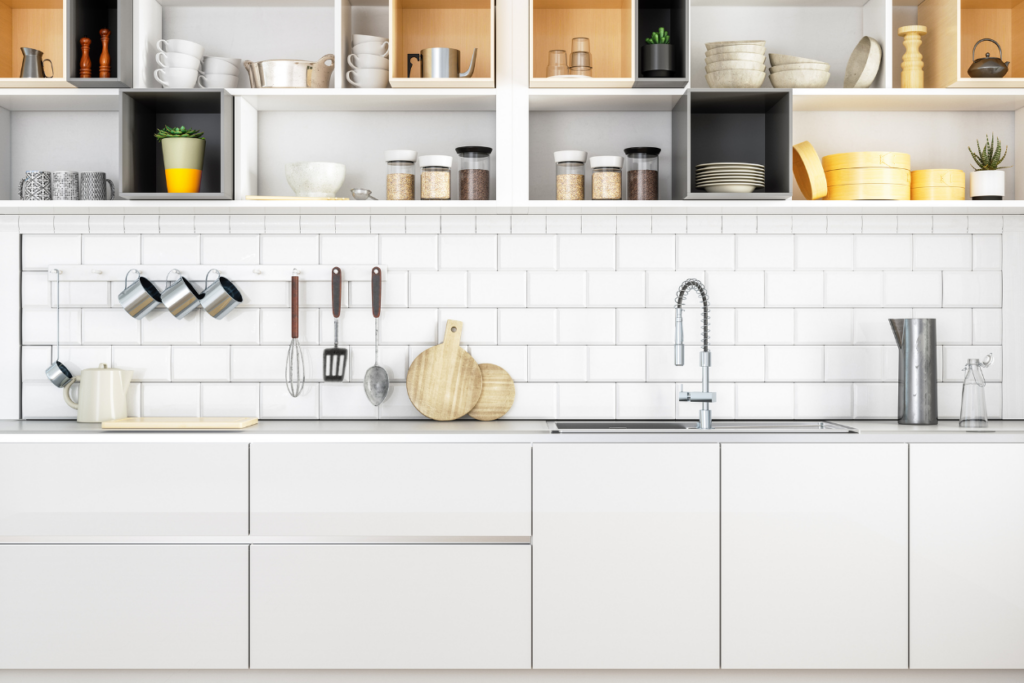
[624,147,661,200]
[419,155,452,200]
[589,155,623,200]
[554,150,587,200]
[385,149,416,200]
[456,146,492,200]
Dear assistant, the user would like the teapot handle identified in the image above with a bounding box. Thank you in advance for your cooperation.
[972,38,1003,62]
[63,377,80,410]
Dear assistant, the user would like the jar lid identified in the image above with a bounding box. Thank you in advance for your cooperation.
[420,154,453,168]
[456,146,492,157]
[554,150,587,164]
[624,147,662,158]
[384,149,417,163]
[589,155,623,169]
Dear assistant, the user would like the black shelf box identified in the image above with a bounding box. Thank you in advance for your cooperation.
[67,0,132,88]
[634,0,687,88]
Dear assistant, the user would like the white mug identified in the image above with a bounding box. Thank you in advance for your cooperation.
[157,38,204,60]
[154,67,199,88]
[352,41,389,57]
[156,51,200,70]
[348,53,389,70]
[353,34,386,45]
[199,73,238,88]
[202,57,239,75]
[346,68,389,88]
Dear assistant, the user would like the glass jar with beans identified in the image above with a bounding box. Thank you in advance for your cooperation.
[385,149,416,200]
[456,146,492,200]
[625,147,661,200]
[419,155,453,200]
[589,155,623,200]
[554,150,587,200]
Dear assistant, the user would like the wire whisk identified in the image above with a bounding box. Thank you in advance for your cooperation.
[285,271,305,398]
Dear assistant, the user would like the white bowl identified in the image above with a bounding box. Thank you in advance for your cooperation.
[202,58,239,75]
[707,60,766,73]
[769,53,828,66]
[706,40,766,49]
[770,62,830,72]
[353,34,387,45]
[706,51,765,65]
[199,73,239,89]
[706,69,766,88]
[769,70,830,88]
[156,51,201,70]
[701,184,759,193]
[157,38,203,60]
[286,162,346,198]
[353,41,390,57]
[707,45,766,56]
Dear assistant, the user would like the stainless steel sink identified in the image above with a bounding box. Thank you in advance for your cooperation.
[548,421,858,434]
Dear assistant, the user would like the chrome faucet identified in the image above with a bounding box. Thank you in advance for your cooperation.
[675,278,715,429]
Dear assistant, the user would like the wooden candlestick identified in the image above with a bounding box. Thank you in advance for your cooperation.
[99,29,111,78]
[898,25,927,89]
[79,37,92,78]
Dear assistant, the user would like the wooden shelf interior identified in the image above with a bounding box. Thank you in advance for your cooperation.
[636,0,684,81]
[0,0,64,79]
[959,0,1024,78]
[390,0,493,81]
[69,0,117,79]
[532,0,633,80]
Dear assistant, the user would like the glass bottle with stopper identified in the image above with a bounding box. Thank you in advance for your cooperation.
[959,354,993,428]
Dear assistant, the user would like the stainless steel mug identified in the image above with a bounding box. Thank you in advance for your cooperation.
[118,269,162,319]
[20,48,54,78]
[161,269,203,319]
[18,171,51,200]
[890,318,938,425]
[199,269,243,319]
[46,360,74,388]
[80,172,115,200]
[407,47,477,78]
[51,171,79,200]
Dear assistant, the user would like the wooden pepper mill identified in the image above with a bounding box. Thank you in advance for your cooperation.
[99,29,111,78]
[79,37,92,78]
[898,25,927,88]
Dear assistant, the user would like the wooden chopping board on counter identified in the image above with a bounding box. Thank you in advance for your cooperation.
[407,320,483,421]
[469,363,515,421]
[102,417,258,430]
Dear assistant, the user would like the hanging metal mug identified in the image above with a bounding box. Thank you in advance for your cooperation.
[161,269,204,319]
[200,269,243,319]
[46,359,74,388]
[118,269,162,319]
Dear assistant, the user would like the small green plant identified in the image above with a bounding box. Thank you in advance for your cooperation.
[645,27,670,45]
[969,134,1009,171]
[154,125,205,141]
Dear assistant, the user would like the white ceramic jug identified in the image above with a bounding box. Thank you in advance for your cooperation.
[63,364,133,423]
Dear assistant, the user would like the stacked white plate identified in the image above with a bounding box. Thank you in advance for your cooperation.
[768,54,830,88]
[696,162,765,194]
[705,40,766,88]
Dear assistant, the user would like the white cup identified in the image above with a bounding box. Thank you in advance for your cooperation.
[199,73,239,88]
[157,38,204,61]
[156,51,201,70]
[154,67,199,88]
[353,41,389,57]
[346,68,389,88]
[201,57,239,75]
[348,53,389,70]
[353,34,386,45]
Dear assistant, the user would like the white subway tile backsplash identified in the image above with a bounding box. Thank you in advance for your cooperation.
[142,382,200,417]
[529,271,586,307]
[646,345,700,382]
[141,309,200,345]
[123,216,159,234]
[54,215,89,234]
[201,383,260,417]
[379,308,438,344]
[855,235,912,270]
[559,383,615,418]
[944,271,1001,307]
[942,346,1001,381]
[559,308,615,344]
[318,235,378,266]
[678,235,733,269]
[261,382,318,418]
[652,215,685,234]
[22,383,78,419]
[22,309,77,345]
[765,271,823,307]
[261,234,319,265]
[230,215,265,234]
[825,346,898,381]
[825,271,884,307]
[796,235,853,270]
[968,215,1002,233]
[23,235,81,269]
[736,235,794,270]
[530,346,587,381]
[678,382,735,420]
[707,346,765,382]
[195,216,230,234]
[202,235,260,265]
[467,346,528,382]
[589,346,645,382]
[21,273,48,307]
[348,346,408,383]
[499,235,556,269]
[853,383,897,419]
[437,309,497,344]
[646,270,706,308]
[265,216,300,234]
[736,308,794,344]
[89,216,124,234]
[559,235,615,270]
[973,309,1002,344]
[885,271,943,308]
[589,271,645,307]
[705,271,764,307]
[409,271,468,307]
[500,309,557,344]
[53,282,109,308]
[336,216,370,234]
[57,346,112,377]
[617,383,674,420]
[973,235,1001,270]
[380,235,437,269]
[439,235,496,270]
[932,215,968,234]
[897,215,932,234]
[511,215,546,234]
[372,216,406,234]
[328,308,379,345]
[82,235,139,265]
[262,308,317,345]
[791,215,826,234]
[477,216,511,234]
[405,216,439,234]
[766,346,824,381]
[300,216,335,234]
[546,215,581,234]
[202,308,262,345]
[350,271,408,308]
[914,235,972,270]
[617,235,675,269]
[81,309,140,345]
[758,215,793,233]
[142,235,200,265]
[159,216,194,234]
[686,216,721,233]
[320,382,377,419]
[378,384,424,419]
[502,383,557,419]
[722,216,756,234]
[735,383,794,418]
[111,346,171,382]
[795,383,852,419]
[826,216,861,234]
[171,346,231,381]
[617,308,673,345]
[616,215,651,234]
[231,346,287,381]
[19,215,54,234]
[861,215,897,234]
[581,215,615,234]
[469,271,526,307]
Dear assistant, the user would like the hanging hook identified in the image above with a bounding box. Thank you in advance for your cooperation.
[165,269,181,286]
[123,268,141,293]
[204,268,221,290]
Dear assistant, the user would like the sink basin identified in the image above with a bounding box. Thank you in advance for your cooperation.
[549,420,857,434]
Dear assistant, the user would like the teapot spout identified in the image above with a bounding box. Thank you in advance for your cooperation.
[889,318,905,348]
[460,48,478,78]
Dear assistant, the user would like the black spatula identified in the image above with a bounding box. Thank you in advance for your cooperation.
[324,267,347,382]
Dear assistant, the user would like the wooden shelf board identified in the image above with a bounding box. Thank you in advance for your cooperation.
[792,87,1024,110]
[531,77,635,88]
[388,77,495,89]
[691,0,873,5]
[529,87,684,110]
[948,78,1024,88]
[228,87,497,111]
[0,78,74,88]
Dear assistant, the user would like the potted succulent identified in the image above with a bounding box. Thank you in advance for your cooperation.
[969,134,1010,200]
[155,125,205,194]
[642,27,674,78]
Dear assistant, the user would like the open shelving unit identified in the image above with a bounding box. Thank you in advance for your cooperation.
[634,0,687,87]
[0,0,73,88]
[530,0,636,88]
[66,0,131,88]
[388,0,494,88]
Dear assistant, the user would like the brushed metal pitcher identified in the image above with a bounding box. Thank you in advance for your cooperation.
[20,48,54,78]
[407,47,477,78]
[890,318,938,425]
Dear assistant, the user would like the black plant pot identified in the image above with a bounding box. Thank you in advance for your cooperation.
[642,44,674,78]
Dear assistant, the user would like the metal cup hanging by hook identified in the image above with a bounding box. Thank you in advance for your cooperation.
[117,268,162,319]
[199,268,244,320]
[161,268,204,319]
[45,268,73,388]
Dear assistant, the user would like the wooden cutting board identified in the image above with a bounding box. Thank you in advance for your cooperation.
[469,363,515,421]
[102,417,258,430]
[407,320,483,421]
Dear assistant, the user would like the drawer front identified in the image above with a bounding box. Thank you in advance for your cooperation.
[250,443,531,537]
[0,443,248,537]
[250,544,531,669]
[0,545,248,669]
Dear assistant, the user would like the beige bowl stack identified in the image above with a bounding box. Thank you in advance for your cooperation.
[705,40,766,88]
[768,54,830,88]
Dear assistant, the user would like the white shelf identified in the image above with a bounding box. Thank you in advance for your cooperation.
[0,89,121,111]
[529,89,686,112]
[793,88,1024,111]
[227,88,497,111]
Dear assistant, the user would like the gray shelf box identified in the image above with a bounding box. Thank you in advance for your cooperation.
[634,0,688,88]
[66,0,133,88]
[686,88,792,200]
[120,89,233,200]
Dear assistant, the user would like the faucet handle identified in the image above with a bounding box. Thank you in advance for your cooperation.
[680,391,716,403]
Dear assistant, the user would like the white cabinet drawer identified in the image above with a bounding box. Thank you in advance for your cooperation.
[0,443,248,537]
[0,545,248,669]
[250,443,531,537]
[250,544,531,669]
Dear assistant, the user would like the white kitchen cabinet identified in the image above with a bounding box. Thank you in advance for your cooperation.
[721,443,909,669]
[533,443,720,669]
[250,442,530,537]
[0,545,248,669]
[250,544,531,669]
[0,443,248,536]
[911,444,1024,669]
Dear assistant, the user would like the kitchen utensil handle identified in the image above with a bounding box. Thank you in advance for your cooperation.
[332,267,341,318]
[105,178,115,200]
[407,54,419,78]
[973,38,1002,61]
[291,275,299,339]
[42,59,53,78]
[371,267,382,319]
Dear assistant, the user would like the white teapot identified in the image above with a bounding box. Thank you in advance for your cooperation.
[63,363,133,423]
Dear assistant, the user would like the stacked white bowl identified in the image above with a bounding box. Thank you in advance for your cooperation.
[154,38,204,88]
[768,54,830,88]
[346,34,390,88]
[704,40,765,88]
[200,56,242,89]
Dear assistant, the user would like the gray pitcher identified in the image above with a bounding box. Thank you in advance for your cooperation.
[20,48,54,78]
[80,172,116,200]
[18,171,51,201]
[890,318,938,425]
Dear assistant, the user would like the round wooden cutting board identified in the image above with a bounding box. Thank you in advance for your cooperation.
[407,320,483,421]
[469,363,515,421]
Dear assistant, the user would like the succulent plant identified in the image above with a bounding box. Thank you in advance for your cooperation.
[969,134,1009,171]
[645,27,670,45]
[155,125,205,141]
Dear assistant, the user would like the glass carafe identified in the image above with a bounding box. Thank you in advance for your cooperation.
[959,354,993,428]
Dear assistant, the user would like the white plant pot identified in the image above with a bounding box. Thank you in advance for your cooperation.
[970,170,1005,200]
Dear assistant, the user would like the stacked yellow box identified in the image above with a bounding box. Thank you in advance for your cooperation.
[821,152,911,200]
[910,169,966,200]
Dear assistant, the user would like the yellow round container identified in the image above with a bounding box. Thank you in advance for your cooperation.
[825,167,910,187]
[821,151,911,172]
[910,169,966,188]
[826,183,911,201]
[793,141,827,200]
[911,186,966,200]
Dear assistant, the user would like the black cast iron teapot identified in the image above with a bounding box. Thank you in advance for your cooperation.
[968,38,1009,78]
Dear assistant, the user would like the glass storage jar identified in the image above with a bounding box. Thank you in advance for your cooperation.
[589,155,622,200]
[456,146,492,200]
[419,155,452,200]
[625,147,661,200]
[385,149,416,200]
[554,150,587,200]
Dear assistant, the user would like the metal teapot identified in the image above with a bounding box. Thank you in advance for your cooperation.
[407,47,477,79]
[968,38,1009,78]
